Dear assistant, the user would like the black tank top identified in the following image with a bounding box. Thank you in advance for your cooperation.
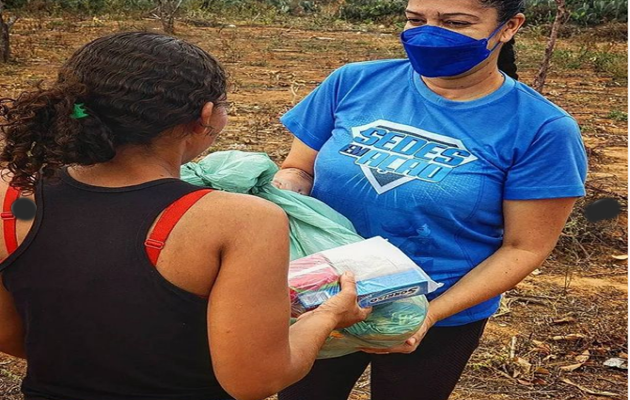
[0,169,232,400]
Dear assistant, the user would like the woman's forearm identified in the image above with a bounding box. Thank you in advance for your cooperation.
[267,310,337,393]
[290,310,337,370]
[429,246,549,323]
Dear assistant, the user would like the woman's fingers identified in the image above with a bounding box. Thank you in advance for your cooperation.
[405,329,425,346]
[338,271,357,296]
[271,168,314,195]
[339,272,373,321]
[317,271,373,329]
[358,328,425,354]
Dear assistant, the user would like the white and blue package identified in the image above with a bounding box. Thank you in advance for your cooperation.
[289,237,442,312]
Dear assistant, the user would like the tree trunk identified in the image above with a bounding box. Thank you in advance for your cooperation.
[533,0,568,93]
[164,13,175,34]
[0,0,17,63]
[156,0,181,35]
[0,13,9,63]
[0,1,9,63]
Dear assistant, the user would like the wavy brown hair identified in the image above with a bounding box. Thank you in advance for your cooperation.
[0,32,227,193]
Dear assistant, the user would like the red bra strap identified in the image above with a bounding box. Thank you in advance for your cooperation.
[2,186,21,256]
[145,189,214,266]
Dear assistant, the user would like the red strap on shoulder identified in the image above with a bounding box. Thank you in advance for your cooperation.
[2,186,20,256]
[145,189,214,266]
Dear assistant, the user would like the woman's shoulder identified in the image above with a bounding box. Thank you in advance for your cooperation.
[501,80,584,148]
[340,58,409,70]
[189,191,289,264]
[322,59,412,97]
[510,79,574,122]
[194,191,288,230]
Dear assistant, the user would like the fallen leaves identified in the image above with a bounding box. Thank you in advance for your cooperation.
[559,350,590,372]
[603,357,628,370]
[499,333,626,393]
[575,350,591,364]
[532,339,552,354]
[552,333,586,341]
[552,316,578,325]
[534,366,551,375]
[560,378,620,398]
[559,362,584,372]
[514,357,532,376]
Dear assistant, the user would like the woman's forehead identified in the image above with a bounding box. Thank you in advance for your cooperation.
[406,0,496,17]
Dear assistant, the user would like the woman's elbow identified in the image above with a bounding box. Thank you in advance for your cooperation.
[221,379,285,400]
[216,364,292,400]
[0,340,26,359]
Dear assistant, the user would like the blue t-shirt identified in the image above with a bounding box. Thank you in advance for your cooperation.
[280,59,588,327]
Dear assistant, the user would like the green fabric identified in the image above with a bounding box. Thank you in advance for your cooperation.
[181,151,363,260]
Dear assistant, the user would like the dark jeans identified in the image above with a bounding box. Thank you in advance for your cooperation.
[279,318,488,400]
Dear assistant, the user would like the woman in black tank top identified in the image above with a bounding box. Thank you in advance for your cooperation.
[0,32,370,400]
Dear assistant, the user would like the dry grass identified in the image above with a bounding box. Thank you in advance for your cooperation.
[0,16,627,400]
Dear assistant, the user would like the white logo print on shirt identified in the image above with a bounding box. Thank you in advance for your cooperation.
[338,120,478,194]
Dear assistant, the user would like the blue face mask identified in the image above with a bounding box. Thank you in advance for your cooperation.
[401,24,505,78]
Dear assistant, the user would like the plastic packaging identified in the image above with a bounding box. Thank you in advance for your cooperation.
[310,296,429,359]
[289,237,440,315]
[181,151,363,260]
[181,152,443,359]
[289,238,441,358]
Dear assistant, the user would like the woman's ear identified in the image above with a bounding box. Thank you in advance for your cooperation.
[192,102,216,135]
[502,13,526,42]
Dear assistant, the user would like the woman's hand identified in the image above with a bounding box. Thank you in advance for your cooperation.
[359,307,439,355]
[298,272,372,329]
[272,168,314,195]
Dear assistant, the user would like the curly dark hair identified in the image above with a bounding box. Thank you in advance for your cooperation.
[0,32,228,193]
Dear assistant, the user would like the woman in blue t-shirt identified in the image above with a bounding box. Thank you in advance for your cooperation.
[272,0,588,399]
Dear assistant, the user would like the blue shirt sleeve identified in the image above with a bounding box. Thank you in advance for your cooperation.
[280,67,345,151]
[504,116,588,200]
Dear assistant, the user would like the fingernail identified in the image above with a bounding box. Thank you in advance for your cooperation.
[408,338,416,346]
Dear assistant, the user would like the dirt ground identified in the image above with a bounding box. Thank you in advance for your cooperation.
[0,16,627,400]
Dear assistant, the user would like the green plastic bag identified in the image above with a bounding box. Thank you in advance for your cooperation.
[181,151,363,260]
[314,296,428,359]
[181,151,428,358]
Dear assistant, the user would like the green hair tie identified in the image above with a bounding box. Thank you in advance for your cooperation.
[71,103,89,119]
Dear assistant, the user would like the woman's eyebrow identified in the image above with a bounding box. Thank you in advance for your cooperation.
[440,12,481,20]
[405,10,480,21]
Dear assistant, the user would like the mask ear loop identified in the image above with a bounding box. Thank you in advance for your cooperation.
[486,22,509,52]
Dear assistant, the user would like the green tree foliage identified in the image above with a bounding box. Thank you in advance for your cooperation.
[3,0,628,25]
[339,0,405,23]
[527,0,628,25]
